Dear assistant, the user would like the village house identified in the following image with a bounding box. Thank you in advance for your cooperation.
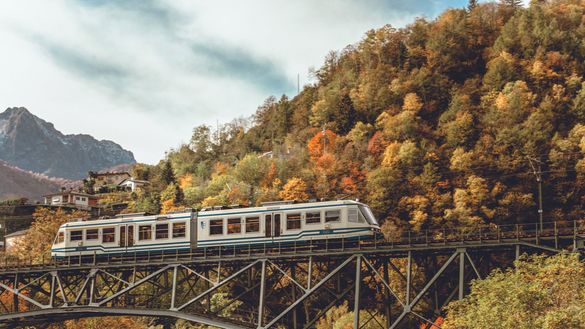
[4,229,27,252]
[90,171,131,187]
[43,191,98,210]
[118,178,150,192]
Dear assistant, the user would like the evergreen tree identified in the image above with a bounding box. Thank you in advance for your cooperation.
[500,0,523,8]
[467,0,478,11]
[161,160,175,185]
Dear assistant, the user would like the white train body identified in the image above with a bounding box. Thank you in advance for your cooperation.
[51,200,380,258]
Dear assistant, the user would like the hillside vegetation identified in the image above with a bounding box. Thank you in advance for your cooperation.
[130,0,585,234]
[444,253,585,329]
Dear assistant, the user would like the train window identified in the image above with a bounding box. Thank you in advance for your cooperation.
[57,232,64,244]
[227,218,241,234]
[102,228,115,243]
[139,225,152,240]
[287,213,301,230]
[357,210,366,223]
[210,219,224,235]
[70,230,83,241]
[86,229,99,240]
[306,212,321,224]
[173,222,186,238]
[325,210,341,222]
[245,217,260,233]
[156,223,169,239]
[348,208,359,223]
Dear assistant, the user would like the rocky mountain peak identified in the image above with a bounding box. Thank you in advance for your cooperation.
[0,107,136,179]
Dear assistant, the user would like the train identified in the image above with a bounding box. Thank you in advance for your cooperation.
[50,200,381,258]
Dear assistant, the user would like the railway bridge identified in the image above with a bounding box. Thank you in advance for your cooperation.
[0,221,583,329]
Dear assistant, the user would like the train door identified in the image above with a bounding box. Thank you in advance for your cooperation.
[264,213,282,239]
[119,225,134,250]
[190,212,198,249]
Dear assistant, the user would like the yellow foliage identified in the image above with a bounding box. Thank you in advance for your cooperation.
[279,178,309,201]
[381,141,401,167]
[11,208,88,262]
[202,196,223,207]
[55,316,148,329]
[402,92,423,112]
[449,147,475,172]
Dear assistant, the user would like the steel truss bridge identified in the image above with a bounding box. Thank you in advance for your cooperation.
[0,221,583,329]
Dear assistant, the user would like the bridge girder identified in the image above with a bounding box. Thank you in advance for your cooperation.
[0,221,582,328]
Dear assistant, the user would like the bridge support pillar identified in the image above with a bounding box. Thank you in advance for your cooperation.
[257,259,266,328]
[353,255,361,329]
[459,249,465,300]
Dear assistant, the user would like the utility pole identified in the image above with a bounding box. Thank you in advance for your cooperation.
[527,156,544,232]
[297,73,300,95]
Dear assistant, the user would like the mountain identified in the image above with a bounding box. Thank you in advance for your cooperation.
[0,161,63,201]
[0,107,136,179]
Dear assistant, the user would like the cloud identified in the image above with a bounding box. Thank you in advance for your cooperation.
[73,0,185,31]
[191,42,295,94]
[28,33,134,91]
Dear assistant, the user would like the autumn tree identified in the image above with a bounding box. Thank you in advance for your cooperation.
[279,178,309,201]
[444,253,585,329]
[11,208,88,262]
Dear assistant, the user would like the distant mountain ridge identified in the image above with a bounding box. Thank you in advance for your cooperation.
[0,161,63,201]
[0,107,136,179]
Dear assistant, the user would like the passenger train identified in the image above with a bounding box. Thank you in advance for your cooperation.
[51,200,380,258]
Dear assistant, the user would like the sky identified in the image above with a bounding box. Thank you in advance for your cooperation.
[0,0,468,164]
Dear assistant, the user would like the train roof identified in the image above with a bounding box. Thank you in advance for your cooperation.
[57,200,368,229]
[198,199,365,216]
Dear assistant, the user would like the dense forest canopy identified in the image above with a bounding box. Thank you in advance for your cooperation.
[128,0,585,235]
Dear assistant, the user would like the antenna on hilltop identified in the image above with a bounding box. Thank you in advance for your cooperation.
[297,73,300,94]
[527,156,544,232]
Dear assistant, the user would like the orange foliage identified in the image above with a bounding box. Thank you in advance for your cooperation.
[308,129,337,160]
[213,162,229,176]
[367,131,386,157]
[161,199,182,214]
[316,153,336,172]
[340,162,367,195]
[178,174,193,189]
[262,162,278,188]
[420,316,443,329]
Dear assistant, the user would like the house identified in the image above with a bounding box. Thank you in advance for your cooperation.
[118,178,150,192]
[90,172,131,187]
[4,229,27,252]
[43,191,98,210]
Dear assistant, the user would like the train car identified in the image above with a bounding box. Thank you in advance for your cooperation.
[51,210,196,258]
[51,200,380,258]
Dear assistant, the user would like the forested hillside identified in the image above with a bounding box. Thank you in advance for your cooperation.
[129,0,585,234]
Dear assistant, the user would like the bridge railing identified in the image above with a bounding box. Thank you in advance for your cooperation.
[389,219,585,246]
[0,220,583,271]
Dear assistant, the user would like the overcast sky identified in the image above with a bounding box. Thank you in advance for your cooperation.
[0,0,468,164]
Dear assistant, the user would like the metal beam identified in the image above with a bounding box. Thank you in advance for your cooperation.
[353,255,361,329]
[0,307,247,329]
[258,260,266,328]
[390,250,459,329]
[262,255,356,328]
[176,260,261,311]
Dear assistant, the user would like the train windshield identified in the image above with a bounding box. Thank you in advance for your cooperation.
[358,206,379,226]
[53,231,64,244]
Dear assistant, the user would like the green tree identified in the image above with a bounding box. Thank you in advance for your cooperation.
[161,160,176,185]
[444,253,585,329]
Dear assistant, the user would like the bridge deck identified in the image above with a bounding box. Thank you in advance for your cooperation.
[2,220,583,273]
